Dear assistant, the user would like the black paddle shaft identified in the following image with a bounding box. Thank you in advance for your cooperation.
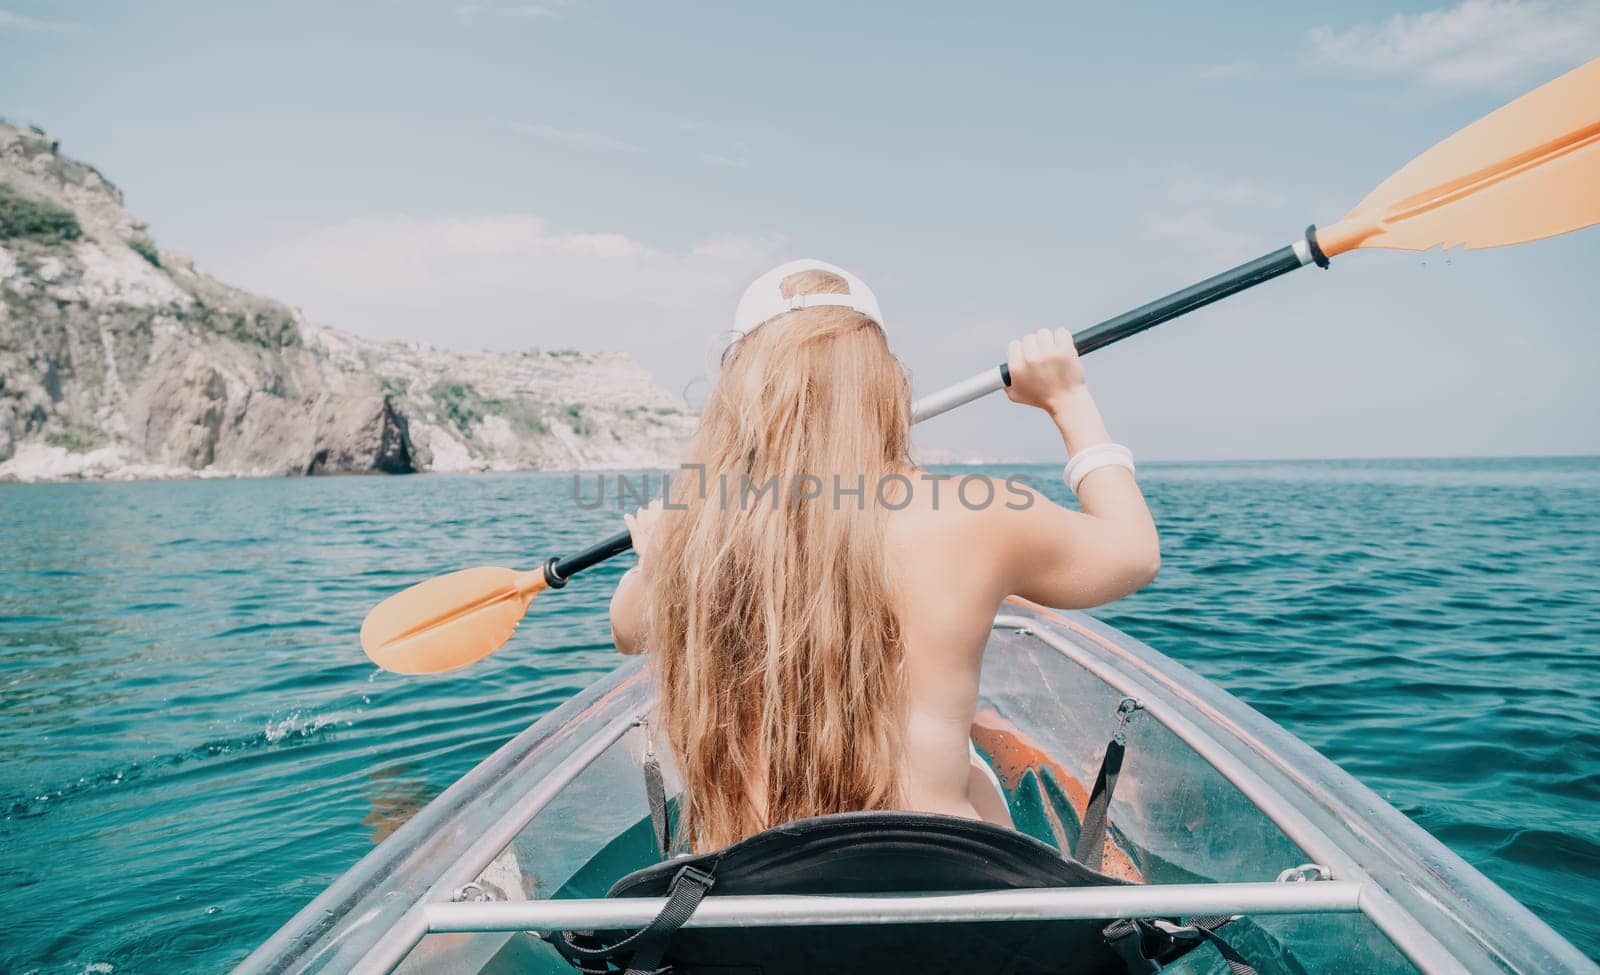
[1070,230,1322,356]
[543,226,1327,588]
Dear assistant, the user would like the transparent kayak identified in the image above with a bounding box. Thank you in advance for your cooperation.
[232,599,1597,975]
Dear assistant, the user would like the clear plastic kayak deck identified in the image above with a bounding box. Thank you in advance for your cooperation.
[231,601,1597,975]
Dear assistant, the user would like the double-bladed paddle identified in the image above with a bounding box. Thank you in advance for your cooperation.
[362,58,1600,675]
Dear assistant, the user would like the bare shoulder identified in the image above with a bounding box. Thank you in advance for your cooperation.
[887,469,1052,531]
[883,474,1016,672]
[883,470,1033,590]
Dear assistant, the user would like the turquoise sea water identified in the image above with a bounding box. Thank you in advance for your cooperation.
[2,457,1597,972]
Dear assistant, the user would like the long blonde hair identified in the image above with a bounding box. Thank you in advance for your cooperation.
[647,270,913,851]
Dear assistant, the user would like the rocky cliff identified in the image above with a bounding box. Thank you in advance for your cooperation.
[0,122,696,481]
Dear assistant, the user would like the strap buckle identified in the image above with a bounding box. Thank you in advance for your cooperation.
[1113,697,1143,746]
[1276,863,1332,883]
[671,864,715,893]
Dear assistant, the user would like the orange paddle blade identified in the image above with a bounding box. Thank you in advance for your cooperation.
[360,566,547,674]
[1319,58,1600,257]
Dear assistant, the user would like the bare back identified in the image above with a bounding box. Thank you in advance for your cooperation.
[885,483,1013,823]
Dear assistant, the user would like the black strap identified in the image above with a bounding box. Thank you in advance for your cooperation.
[545,932,611,974]
[546,936,610,975]
[1077,699,1140,870]
[1194,924,1257,975]
[620,866,710,975]
[643,750,671,859]
[1186,914,1233,931]
[548,865,713,974]
[1074,736,1124,869]
[1102,918,1161,974]
[1103,915,1257,975]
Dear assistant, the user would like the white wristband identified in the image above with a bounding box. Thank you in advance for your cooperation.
[1063,443,1135,494]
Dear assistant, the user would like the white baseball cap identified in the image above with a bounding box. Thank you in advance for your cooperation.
[731,258,884,335]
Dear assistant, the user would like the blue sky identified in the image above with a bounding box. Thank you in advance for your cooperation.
[3,0,1597,460]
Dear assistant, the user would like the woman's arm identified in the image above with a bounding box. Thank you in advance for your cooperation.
[609,500,663,654]
[992,329,1159,608]
[610,566,649,654]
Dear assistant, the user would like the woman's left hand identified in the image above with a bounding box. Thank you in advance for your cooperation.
[623,499,666,574]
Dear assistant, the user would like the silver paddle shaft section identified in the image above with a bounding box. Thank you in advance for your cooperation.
[911,365,1008,424]
[909,234,1317,426]
[425,879,1363,933]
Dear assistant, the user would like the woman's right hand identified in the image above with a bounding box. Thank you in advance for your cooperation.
[1005,327,1086,414]
[623,499,666,575]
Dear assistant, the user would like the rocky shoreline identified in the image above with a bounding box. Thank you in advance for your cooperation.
[0,122,696,483]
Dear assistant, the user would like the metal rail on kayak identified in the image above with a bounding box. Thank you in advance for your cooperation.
[424,879,1366,932]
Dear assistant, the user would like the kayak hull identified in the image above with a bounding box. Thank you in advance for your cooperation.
[232,601,1597,975]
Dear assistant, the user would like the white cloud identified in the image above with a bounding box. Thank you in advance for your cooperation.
[1144,209,1258,258]
[1306,0,1600,88]
[0,8,74,30]
[507,122,634,152]
[1143,172,1286,258]
[691,234,786,261]
[216,214,786,394]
